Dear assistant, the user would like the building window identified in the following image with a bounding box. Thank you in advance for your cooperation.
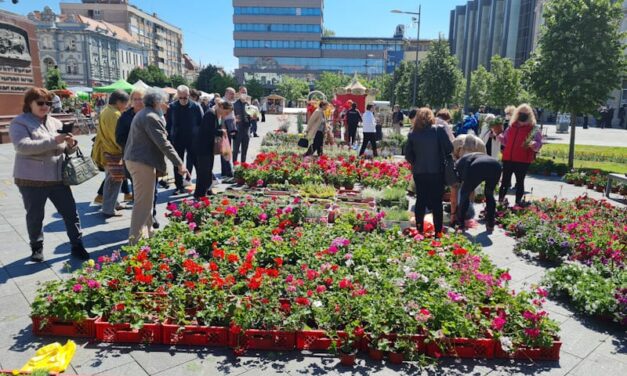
[66,38,77,51]
[234,7,321,16]
[66,60,78,75]
[42,57,56,72]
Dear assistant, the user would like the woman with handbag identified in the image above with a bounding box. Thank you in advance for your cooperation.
[305,101,328,157]
[194,100,233,199]
[9,87,89,262]
[124,89,189,245]
[405,108,454,236]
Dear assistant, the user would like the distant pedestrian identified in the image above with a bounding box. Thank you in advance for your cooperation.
[10,87,89,261]
[359,104,378,157]
[345,103,362,148]
[219,88,237,181]
[233,86,253,163]
[166,85,204,196]
[124,89,188,245]
[93,89,129,218]
[392,104,403,134]
[305,101,328,156]
[619,105,626,128]
[260,99,267,122]
[250,99,260,137]
[51,93,62,113]
[498,104,543,206]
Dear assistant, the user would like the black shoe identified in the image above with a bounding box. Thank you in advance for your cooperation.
[30,245,44,263]
[158,180,170,189]
[171,188,186,196]
[71,244,90,261]
[152,215,160,229]
[253,134,259,137]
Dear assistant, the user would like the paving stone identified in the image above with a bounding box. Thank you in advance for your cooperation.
[70,342,137,375]
[129,345,204,374]
[485,350,582,376]
[92,360,149,376]
[557,318,609,359]
[153,351,250,376]
[568,352,626,376]
[592,337,627,364]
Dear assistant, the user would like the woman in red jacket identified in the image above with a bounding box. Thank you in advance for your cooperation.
[497,104,543,205]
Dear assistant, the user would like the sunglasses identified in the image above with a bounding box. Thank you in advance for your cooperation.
[36,101,53,107]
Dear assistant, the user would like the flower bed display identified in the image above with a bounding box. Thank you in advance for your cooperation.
[496,196,626,325]
[234,152,412,190]
[31,316,96,338]
[31,194,560,364]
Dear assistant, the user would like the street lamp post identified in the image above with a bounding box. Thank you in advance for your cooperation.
[391,6,421,107]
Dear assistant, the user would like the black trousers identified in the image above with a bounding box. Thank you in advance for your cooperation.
[173,142,192,190]
[499,161,530,205]
[359,132,378,157]
[186,151,196,178]
[306,131,324,156]
[233,126,250,163]
[261,111,266,122]
[348,124,358,145]
[413,173,445,233]
[193,154,215,199]
[458,162,502,227]
[18,184,83,250]
[250,120,258,135]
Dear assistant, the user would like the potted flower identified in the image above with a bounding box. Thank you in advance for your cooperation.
[388,337,414,364]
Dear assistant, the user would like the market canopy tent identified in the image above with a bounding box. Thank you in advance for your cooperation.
[68,86,93,93]
[265,94,285,114]
[133,80,150,90]
[93,79,135,93]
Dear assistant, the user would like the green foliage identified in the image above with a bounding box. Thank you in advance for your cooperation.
[488,55,523,109]
[315,71,350,100]
[45,66,66,90]
[245,78,265,100]
[392,61,419,108]
[193,64,238,95]
[127,64,169,87]
[468,65,490,109]
[419,39,462,109]
[322,28,336,37]
[277,77,309,102]
[169,74,189,88]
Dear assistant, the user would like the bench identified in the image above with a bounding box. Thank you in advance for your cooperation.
[605,173,627,198]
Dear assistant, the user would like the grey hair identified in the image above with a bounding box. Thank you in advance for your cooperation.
[177,85,190,94]
[143,88,166,108]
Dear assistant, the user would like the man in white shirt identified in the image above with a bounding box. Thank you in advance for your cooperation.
[359,104,378,157]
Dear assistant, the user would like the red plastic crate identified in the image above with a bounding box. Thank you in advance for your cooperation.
[162,321,229,347]
[427,338,496,359]
[95,317,161,344]
[495,339,561,361]
[31,316,97,338]
[230,329,296,351]
[295,330,347,351]
[364,333,427,354]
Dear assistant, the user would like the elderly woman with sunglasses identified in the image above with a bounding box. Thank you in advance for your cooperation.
[9,87,89,262]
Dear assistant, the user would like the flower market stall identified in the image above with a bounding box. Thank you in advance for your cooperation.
[265,94,285,114]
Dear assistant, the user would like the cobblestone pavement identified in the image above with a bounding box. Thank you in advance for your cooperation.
[0,115,624,375]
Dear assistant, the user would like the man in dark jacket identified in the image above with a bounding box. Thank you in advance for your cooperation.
[166,85,204,195]
[345,103,362,147]
[194,101,233,198]
[233,86,254,163]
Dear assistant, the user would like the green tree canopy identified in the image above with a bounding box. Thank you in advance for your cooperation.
[45,67,66,90]
[419,39,462,109]
[127,64,169,87]
[392,61,419,108]
[526,0,627,168]
[193,65,238,95]
[276,76,309,102]
[169,74,189,88]
[488,55,523,110]
[315,72,350,101]
[469,65,491,109]
[245,78,265,100]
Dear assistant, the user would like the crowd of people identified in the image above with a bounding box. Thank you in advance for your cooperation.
[9,85,262,262]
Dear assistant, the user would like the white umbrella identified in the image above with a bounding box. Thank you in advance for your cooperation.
[133,80,150,89]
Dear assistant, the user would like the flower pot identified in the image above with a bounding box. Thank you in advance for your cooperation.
[388,351,404,364]
[595,185,605,193]
[495,338,561,361]
[235,177,245,186]
[611,186,620,193]
[586,183,596,189]
[339,350,357,366]
[573,180,583,186]
[296,330,347,351]
[32,316,97,338]
[368,347,384,361]
[427,337,496,359]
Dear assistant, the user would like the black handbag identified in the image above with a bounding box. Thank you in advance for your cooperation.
[62,147,99,185]
[437,127,458,186]
[297,137,309,148]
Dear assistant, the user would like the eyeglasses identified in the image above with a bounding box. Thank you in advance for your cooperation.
[36,101,53,107]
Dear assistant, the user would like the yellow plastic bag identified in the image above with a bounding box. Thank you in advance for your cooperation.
[20,340,76,373]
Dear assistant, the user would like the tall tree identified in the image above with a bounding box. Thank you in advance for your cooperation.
[393,61,419,108]
[194,65,220,93]
[419,39,462,109]
[45,66,66,90]
[245,78,265,100]
[468,65,491,109]
[210,74,238,96]
[367,74,394,102]
[526,0,627,168]
[169,74,189,88]
[488,55,523,110]
[127,67,151,84]
[315,71,349,100]
[276,77,309,102]
[127,64,169,87]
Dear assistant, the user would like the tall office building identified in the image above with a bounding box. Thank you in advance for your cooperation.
[233,0,404,87]
[60,0,184,77]
[449,0,537,75]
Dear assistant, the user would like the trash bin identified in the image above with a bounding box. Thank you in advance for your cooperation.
[556,113,570,133]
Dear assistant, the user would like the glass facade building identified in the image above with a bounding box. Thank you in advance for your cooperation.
[233,0,405,86]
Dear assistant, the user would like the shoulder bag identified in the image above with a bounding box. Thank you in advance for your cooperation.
[63,147,99,185]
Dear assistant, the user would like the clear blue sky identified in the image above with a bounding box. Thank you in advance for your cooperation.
[2,0,466,72]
